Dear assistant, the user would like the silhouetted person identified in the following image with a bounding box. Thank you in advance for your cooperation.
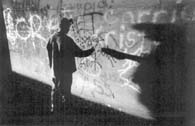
[102,23,186,115]
[47,18,95,111]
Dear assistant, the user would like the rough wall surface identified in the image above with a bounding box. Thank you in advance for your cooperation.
[2,0,194,119]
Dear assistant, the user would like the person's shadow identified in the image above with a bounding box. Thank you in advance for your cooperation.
[102,23,186,115]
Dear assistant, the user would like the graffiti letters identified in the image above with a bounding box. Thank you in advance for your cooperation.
[4,1,195,102]
[92,79,115,99]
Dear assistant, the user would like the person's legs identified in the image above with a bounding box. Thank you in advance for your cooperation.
[59,73,72,104]
[52,74,72,112]
[52,75,62,113]
[52,68,69,113]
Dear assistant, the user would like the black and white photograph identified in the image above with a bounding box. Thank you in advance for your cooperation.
[0,0,194,125]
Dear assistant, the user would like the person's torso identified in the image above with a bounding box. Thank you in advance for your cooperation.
[52,33,76,74]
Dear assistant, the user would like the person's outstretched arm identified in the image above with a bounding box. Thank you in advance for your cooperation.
[71,39,95,57]
[74,47,95,57]
[101,48,146,62]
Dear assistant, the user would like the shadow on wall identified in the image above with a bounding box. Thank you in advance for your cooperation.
[0,72,52,119]
[132,23,186,114]
[102,23,186,115]
[0,72,155,126]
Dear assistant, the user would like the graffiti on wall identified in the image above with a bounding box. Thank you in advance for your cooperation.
[3,0,195,118]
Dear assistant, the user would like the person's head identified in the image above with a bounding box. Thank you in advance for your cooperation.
[59,18,73,34]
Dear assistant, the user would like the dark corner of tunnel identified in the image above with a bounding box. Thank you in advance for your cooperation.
[0,0,51,122]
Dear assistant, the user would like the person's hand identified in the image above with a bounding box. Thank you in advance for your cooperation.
[94,44,102,53]
[91,47,95,52]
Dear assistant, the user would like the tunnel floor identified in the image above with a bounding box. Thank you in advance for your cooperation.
[0,72,184,126]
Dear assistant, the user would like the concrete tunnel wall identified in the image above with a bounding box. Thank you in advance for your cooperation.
[1,0,195,120]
